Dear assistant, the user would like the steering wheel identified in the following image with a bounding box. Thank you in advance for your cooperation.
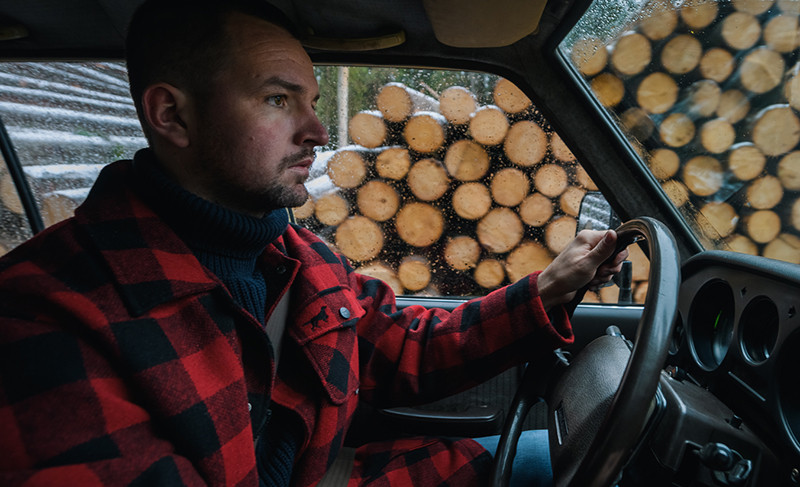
[489,217,680,487]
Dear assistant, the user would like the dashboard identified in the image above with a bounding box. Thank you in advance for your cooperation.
[660,250,800,484]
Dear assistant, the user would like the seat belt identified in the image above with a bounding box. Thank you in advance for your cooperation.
[265,289,356,486]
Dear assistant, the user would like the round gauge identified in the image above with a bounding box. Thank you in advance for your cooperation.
[740,297,779,365]
[687,280,735,370]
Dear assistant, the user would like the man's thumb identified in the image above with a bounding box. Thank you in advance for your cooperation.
[590,230,617,263]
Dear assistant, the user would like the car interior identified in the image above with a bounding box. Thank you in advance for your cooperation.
[1,0,800,485]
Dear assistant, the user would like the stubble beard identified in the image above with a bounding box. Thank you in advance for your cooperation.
[198,148,313,216]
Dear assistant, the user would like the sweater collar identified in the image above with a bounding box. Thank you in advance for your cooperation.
[131,149,289,260]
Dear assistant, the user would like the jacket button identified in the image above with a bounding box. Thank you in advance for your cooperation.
[339,307,351,319]
[247,402,252,412]
[276,265,286,274]
[355,388,359,395]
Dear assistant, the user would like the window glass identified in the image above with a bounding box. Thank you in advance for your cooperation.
[0,61,640,303]
[561,0,800,265]
[304,66,640,303]
[0,152,32,254]
[0,61,145,245]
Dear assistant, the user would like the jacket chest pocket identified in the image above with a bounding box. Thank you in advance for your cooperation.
[290,287,364,405]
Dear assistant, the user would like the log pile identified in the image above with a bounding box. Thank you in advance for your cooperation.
[297,80,644,301]
[574,0,800,265]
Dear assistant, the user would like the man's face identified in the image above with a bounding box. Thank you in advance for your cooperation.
[184,12,329,216]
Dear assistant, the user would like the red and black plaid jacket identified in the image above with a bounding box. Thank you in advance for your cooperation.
[0,161,573,486]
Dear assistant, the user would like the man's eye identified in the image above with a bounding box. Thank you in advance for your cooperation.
[267,95,287,106]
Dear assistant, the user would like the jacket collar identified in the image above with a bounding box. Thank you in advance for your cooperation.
[74,160,221,316]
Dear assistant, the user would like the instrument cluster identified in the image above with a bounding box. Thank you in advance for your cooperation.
[669,251,800,459]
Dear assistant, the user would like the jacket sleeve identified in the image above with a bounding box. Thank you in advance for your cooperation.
[0,313,209,487]
[350,269,574,407]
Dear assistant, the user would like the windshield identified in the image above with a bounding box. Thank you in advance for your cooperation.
[561,0,800,265]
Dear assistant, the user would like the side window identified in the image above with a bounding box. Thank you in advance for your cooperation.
[0,61,145,251]
[302,66,646,304]
[0,62,645,304]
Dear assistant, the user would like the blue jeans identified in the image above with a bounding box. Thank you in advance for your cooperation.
[473,429,553,487]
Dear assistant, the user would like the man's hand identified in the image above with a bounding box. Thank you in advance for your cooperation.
[537,230,629,310]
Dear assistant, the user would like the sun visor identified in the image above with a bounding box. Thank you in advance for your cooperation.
[423,0,547,48]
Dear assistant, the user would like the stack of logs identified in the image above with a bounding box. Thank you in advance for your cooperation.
[295,79,648,301]
[573,0,800,264]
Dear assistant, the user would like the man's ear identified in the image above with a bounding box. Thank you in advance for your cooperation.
[141,83,192,148]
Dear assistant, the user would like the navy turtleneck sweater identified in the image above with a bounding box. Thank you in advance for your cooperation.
[131,149,300,487]
[131,149,287,324]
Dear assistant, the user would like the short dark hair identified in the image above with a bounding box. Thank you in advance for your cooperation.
[125,0,298,138]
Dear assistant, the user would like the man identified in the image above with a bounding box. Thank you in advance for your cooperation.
[0,0,628,485]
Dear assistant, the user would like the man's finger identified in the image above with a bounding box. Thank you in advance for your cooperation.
[587,230,618,264]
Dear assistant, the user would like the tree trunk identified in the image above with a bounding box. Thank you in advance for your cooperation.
[505,241,552,282]
[591,72,625,108]
[440,86,478,125]
[683,155,723,197]
[349,110,386,148]
[763,233,800,264]
[476,207,523,254]
[570,37,608,77]
[376,82,440,122]
[716,89,750,123]
[728,143,766,181]
[545,216,577,254]
[751,104,800,157]
[743,209,782,243]
[469,105,509,145]
[444,235,481,271]
[357,180,400,221]
[504,120,548,167]
[493,77,532,114]
[315,192,350,226]
[720,11,762,50]
[328,149,368,189]
[700,47,735,83]
[779,151,800,190]
[699,118,736,154]
[335,215,384,262]
[375,147,412,180]
[747,175,784,210]
[398,255,432,292]
[660,34,703,74]
[473,258,506,289]
[610,32,652,77]
[452,182,492,220]
[739,47,785,95]
[637,72,678,114]
[648,148,680,180]
[407,158,450,201]
[519,192,554,227]
[534,164,568,198]
[680,0,719,30]
[395,202,445,247]
[699,201,739,239]
[685,80,721,117]
[444,139,490,181]
[403,112,447,153]
[490,167,529,207]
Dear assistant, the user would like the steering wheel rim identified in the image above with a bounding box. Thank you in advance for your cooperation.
[489,217,680,487]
